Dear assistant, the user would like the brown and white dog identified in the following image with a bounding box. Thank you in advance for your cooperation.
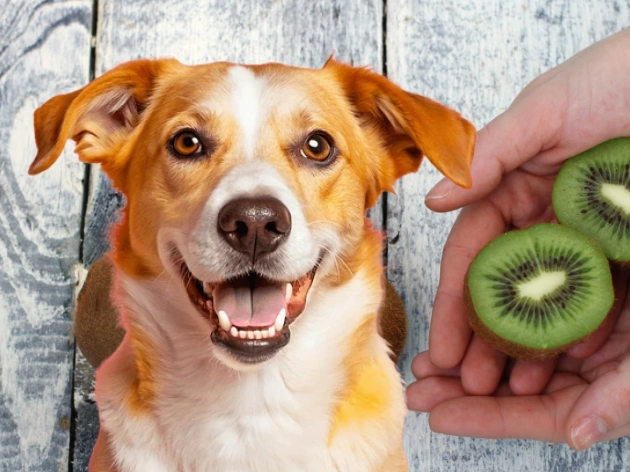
[29,58,474,472]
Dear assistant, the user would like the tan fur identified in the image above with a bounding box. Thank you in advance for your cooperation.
[89,428,119,472]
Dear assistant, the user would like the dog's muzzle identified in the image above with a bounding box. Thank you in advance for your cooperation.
[178,196,321,365]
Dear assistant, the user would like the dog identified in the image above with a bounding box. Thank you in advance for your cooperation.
[30,57,474,472]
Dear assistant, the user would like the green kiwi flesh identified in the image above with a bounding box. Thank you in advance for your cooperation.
[465,223,614,360]
[552,138,630,263]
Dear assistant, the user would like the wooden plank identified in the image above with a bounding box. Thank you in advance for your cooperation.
[386,1,630,470]
[0,1,92,470]
[75,0,385,466]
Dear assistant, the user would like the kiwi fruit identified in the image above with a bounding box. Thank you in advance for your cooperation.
[553,138,630,263]
[465,223,614,361]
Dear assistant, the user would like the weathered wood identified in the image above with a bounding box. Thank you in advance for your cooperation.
[387,1,630,470]
[0,1,92,470]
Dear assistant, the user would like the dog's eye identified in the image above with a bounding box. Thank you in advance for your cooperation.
[300,132,335,163]
[170,130,204,158]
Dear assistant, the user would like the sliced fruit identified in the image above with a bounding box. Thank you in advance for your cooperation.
[465,223,614,360]
[553,138,630,263]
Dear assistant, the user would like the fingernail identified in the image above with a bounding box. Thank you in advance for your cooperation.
[571,416,608,450]
[425,179,455,201]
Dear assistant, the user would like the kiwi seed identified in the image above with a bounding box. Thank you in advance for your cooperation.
[465,223,614,361]
[552,138,630,263]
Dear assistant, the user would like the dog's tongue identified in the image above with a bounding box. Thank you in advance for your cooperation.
[213,275,286,328]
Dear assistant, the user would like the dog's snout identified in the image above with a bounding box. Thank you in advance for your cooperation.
[218,197,291,261]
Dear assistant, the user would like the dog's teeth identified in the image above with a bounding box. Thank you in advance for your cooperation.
[274,309,286,331]
[217,310,232,332]
[230,326,239,337]
[260,329,269,339]
[268,326,276,338]
[239,330,248,339]
[247,330,255,340]
[285,283,293,302]
[254,330,262,340]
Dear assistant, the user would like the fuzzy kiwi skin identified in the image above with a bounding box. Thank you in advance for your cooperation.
[464,282,594,361]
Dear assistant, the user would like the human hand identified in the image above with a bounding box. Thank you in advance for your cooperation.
[406,27,630,449]
[409,266,630,449]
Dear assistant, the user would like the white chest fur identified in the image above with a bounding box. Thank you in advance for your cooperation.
[95,272,402,472]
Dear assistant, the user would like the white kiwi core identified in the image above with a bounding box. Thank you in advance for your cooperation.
[601,183,630,215]
[517,271,566,301]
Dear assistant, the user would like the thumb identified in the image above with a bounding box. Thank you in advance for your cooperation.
[425,80,561,213]
[567,360,630,450]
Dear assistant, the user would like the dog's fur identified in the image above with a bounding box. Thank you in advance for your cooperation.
[30,58,474,472]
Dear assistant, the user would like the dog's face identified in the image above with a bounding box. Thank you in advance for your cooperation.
[30,58,474,369]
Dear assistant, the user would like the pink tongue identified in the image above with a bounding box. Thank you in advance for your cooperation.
[213,276,287,328]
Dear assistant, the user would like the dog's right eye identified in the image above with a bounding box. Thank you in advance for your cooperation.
[169,130,205,158]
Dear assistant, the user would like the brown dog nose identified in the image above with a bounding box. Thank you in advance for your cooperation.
[217,197,291,261]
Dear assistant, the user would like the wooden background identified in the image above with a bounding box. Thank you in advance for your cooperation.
[1,0,629,470]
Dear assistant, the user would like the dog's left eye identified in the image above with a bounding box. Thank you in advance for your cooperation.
[300,132,335,163]
[169,130,205,158]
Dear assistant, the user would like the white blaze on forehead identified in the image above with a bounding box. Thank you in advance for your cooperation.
[228,66,266,160]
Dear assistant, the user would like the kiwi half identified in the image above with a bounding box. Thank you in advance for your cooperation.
[553,138,630,263]
[465,223,614,360]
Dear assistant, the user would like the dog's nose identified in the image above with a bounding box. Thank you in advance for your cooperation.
[217,197,292,261]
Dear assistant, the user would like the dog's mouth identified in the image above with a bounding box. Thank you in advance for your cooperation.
[179,256,321,364]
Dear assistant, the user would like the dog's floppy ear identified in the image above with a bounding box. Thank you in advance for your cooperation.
[325,58,475,206]
[29,59,178,176]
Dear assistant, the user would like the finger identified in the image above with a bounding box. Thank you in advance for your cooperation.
[406,377,466,412]
[567,308,620,360]
[460,336,507,396]
[429,202,506,368]
[498,372,585,397]
[567,359,630,450]
[509,358,557,396]
[425,100,554,213]
[429,383,588,442]
[568,265,629,359]
[411,351,460,380]
[544,372,586,393]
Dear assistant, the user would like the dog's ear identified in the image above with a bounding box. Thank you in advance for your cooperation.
[29,59,178,176]
[324,58,475,207]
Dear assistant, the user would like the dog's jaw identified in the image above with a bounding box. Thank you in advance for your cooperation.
[175,248,323,365]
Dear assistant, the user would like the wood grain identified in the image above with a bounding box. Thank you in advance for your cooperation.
[386,1,630,471]
[0,0,92,470]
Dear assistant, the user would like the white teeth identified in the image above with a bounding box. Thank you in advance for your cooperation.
[217,310,232,332]
[285,283,293,302]
[274,309,286,332]
[219,308,287,339]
